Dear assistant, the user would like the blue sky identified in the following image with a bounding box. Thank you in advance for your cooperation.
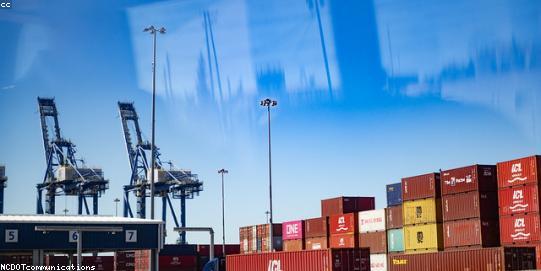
[0,0,540,244]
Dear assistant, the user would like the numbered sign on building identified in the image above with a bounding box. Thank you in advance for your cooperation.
[5,229,18,243]
[69,231,79,243]
[126,230,137,243]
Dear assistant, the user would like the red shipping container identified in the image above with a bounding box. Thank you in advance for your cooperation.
[305,217,328,238]
[330,233,358,248]
[497,155,541,188]
[386,205,403,229]
[442,218,500,249]
[358,231,387,253]
[305,236,328,250]
[500,213,541,244]
[388,247,536,271]
[226,248,370,271]
[402,173,441,201]
[441,165,497,195]
[159,256,197,270]
[442,191,499,221]
[321,196,375,217]
[499,184,540,216]
[329,213,358,235]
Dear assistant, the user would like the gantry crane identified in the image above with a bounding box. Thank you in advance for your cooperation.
[118,102,203,244]
[0,165,6,214]
[36,97,109,215]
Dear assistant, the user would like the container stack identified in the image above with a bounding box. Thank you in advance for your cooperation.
[322,196,375,249]
[386,183,404,256]
[359,209,387,271]
[114,251,135,271]
[440,165,500,250]
[239,224,282,254]
[304,217,329,250]
[497,155,541,267]
[282,220,305,251]
[402,173,443,253]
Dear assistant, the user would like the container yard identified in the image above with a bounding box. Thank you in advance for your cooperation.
[1,1,540,270]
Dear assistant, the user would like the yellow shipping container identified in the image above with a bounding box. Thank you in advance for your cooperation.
[403,223,443,253]
[403,198,442,225]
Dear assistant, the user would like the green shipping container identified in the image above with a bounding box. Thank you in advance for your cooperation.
[387,228,404,252]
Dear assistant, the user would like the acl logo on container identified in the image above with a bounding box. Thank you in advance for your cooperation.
[336,216,349,232]
[268,259,282,271]
[0,1,10,8]
[512,163,522,173]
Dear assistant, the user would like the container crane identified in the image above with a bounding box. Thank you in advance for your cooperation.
[36,97,109,215]
[118,102,203,244]
[0,165,6,214]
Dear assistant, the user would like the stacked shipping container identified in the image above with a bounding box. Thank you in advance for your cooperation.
[401,173,443,253]
[440,165,500,250]
[239,224,282,253]
[323,197,375,249]
[304,217,329,250]
[386,183,404,256]
[359,209,387,271]
[497,155,541,268]
[282,220,305,251]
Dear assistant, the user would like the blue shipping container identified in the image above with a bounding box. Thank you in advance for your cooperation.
[386,183,402,206]
[387,228,404,252]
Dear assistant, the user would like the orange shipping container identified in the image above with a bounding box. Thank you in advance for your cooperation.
[283,239,304,251]
[329,213,358,235]
[305,236,328,250]
[497,155,541,188]
[330,233,358,248]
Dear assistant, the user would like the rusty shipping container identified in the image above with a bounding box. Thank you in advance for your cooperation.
[305,236,328,250]
[497,155,541,188]
[388,247,536,271]
[441,165,497,195]
[330,233,358,248]
[442,191,499,221]
[402,198,442,225]
[499,184,540,216]
[226,248,370,271]
[321,196,375,217]
[359,231,387,254]
[386,205,403,229]
[305,217,328,238]
[402,173,441,201]
[500,213,541,244]
[329,213,358,235]
[283,239,304,251]
[443,218,500,249]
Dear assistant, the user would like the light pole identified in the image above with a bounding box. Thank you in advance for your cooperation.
[218,169,228,257]
[260,98,277,251]
[265,211,270,224]
[114,198,120,216]
[143,25,166,222]
[144,25,165,271]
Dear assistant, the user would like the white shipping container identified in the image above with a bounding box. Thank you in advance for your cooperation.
[370,253,388,271]
[359,209,386,233]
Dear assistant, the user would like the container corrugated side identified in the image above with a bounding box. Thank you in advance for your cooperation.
[497,155,541,188]
[387,183,402,206]
[441,165,497,195]
[499,184,540,216]
[386,205,403,229]
[305,236,328,250]
[359,209,386,233]
[442,191,498,221]
[388,247,536,271]
[304,217,328,238]
[226,248,370,271]
[443,218,500,249]
[359,231,387,253]
[403,223,443,253]
[500,213,541,244]
[387,228,404,253]
[321,196,375,217]
[402,173,441,201]
[370,253,387,271]
[329,213,358,235]
[329,233,358,248]
[403,198,442,225]
[283,239,304,251]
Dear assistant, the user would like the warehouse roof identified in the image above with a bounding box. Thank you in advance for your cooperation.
[0,214,164,225]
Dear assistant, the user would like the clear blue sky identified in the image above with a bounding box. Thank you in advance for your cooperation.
[0,0,540,244]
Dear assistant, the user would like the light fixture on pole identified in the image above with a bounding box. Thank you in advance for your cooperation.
[260,98,277,251]
[218,168,228,256]
[114,198,120,216]
[144,25,165,271]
